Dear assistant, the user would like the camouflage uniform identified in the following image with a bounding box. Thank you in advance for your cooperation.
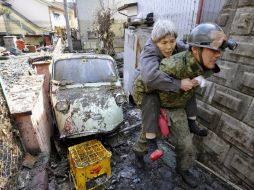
[133,50,213,170]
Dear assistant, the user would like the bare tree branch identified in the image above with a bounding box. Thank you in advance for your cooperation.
[93,3,115,55]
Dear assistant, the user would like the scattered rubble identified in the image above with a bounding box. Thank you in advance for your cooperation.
[0,53,51,114]
[0,85,23,189]
[0,52,242,190]
[17,153,50,190]
[22,153,37,169]
[13,104,236,190]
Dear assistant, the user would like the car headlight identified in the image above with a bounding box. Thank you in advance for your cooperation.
[115,93,126,105]
[55,100,70,113]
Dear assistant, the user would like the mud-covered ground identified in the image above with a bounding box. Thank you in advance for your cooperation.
[16,103,236,190]
[7,52,236,190]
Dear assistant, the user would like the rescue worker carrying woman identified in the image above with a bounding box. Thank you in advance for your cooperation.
[132,20,206,168]
[132,21,237,187]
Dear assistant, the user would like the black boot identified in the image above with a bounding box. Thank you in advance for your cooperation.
[144,139,158,161]
[144,138,163,163]
[133,150,145,169]
[188,119,208,136]
[178,169,198,188]
[147,138,158,154]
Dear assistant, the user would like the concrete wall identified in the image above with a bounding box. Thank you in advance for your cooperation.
[33,62,51,92]
[14,82,53,154]
[49,6,76,29]
[11,0,51,29]
[0,4,48,35]
[0,56,53,155]
[49,8,66,29]
[24,36,44,46]
[194,1,254,189]
[0,15,7,32]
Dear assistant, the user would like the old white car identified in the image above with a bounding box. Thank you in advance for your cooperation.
[50,53,126,138]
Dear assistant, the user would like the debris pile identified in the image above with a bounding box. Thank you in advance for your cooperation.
[0,47,10,59]
[43,104,236,189]
[17,153,50,190]
[0,85,23,189]
[0,53,51,189]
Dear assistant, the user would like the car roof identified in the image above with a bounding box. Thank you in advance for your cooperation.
[53,53,115,63]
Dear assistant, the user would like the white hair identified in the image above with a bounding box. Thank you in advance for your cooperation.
[151,20,178,42]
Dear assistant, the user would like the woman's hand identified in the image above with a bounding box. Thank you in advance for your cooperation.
[180,78,197,91]
[191,79,199,87]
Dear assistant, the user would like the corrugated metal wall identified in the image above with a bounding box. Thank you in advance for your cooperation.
[136,0,226,38]
[137,0,200,38]
[200,0,226,22]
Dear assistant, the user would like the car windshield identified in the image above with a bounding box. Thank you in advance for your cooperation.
[54,58,117,83]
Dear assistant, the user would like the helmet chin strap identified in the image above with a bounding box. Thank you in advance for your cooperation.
[197,47,210,71]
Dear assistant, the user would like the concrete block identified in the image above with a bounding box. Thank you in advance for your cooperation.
[218,7,238,35]
[209,60,239,88]
[231,8,254,35]
[196,86,206,97]
[213,91,241,111]
[1,75,44,115]
[33,61,51,93]
[242,72,254,89]
[196,80,215,103]
[211,85,252,120]
[224,147,254,189]
[194,128,230,164]
[221,35,254,66]
[229,41,254,60]
[3,36,17,51]
[197,100,222,132]
[14,85,52,154]
[30,87,53,154]
[15,115,41,154]
[223,0,239,9]
[238,0,254,7]
[218,113,254,156]
[227,62,254,96]
[222,50,254,68]
[0,57,53,154]
[243,99,254,128]
[216,13,229,26]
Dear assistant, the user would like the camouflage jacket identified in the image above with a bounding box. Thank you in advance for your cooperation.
[133,50,214,108]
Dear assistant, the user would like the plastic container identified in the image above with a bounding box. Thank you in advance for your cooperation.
[68,139,112,190]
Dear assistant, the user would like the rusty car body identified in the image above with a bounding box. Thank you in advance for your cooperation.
[50,53,125,138]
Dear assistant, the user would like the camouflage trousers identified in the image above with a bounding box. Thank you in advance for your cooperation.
[133,108,195,171]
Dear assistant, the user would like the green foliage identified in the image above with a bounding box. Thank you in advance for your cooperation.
[0,7,11,16]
